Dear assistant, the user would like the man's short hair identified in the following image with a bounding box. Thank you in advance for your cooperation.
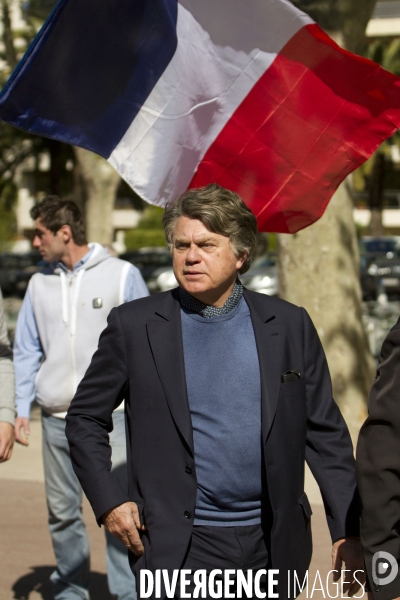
[163,184,258,274]
[30,196,88,246]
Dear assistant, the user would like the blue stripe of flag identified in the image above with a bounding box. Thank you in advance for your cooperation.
[0,0,178,158]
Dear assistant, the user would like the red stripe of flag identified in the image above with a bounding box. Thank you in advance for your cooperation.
[189,24,400,233]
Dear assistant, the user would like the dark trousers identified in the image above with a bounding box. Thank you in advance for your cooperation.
[174,523,269,599]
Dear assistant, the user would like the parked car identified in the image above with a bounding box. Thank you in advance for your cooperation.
[14,257,48,297]
[119,247,173,293]
[363,256,400,299]
[360,254,381,301]
[0,252,43,296]
[239,255,278,296]
[155,267,178,292]
[359,237,400,300]
[359,236,400,257]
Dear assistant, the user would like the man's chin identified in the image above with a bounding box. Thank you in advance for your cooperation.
[180,280,208,294]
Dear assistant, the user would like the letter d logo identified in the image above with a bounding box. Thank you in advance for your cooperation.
[372,551,398,587]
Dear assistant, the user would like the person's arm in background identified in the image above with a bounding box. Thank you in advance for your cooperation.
[123,264,149,303]
[13,288,44,445]
[357,321,400,600]
[0,287,15,462]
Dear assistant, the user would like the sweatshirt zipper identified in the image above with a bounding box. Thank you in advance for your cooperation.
[68,275,76,398]
[60,269,85,398]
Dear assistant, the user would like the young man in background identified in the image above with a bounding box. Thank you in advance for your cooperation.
[14,196,148,600]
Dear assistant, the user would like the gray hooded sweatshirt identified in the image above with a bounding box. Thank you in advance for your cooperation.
[28,243,132,415]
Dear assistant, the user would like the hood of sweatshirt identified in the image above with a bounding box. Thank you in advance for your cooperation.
[49,242,111,275]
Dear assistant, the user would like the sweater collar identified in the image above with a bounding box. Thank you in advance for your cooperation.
[179,280,243,318]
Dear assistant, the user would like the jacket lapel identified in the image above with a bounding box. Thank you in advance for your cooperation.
[146,291,194,456]
[146,289,284,453]
[244,290,285,444]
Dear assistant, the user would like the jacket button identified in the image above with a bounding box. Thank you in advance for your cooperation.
[374,586,381,592]
[184,511,191,519]
[185,466,193,474]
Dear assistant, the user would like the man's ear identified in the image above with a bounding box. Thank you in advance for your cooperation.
[59,224,72,244]
[236,251,247,272]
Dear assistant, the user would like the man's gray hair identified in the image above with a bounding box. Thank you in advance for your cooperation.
[163,184,258,274]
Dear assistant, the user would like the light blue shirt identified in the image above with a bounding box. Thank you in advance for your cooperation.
[14,248,149,417]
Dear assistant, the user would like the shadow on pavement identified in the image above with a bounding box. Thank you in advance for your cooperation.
[12,566,114,600]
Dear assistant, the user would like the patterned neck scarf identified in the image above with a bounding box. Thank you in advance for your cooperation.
[179,280,244,318]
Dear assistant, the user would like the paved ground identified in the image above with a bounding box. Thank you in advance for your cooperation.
[0,405,363,599]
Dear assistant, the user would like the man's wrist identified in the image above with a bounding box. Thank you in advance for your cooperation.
[0,408,16,425]
[15,404,31,419]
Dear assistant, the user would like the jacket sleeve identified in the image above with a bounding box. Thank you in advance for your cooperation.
[356,321,400,600]
[13,288,43,418]
[301,308,360,542]
[0,287,15,424]
[66,306,130,524]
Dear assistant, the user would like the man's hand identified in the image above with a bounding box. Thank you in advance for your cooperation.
[0,422,14,462]
[102,501,146,556]
[14,417,30,446]
[332,537,366,597]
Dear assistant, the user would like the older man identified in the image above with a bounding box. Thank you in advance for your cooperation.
[66,184,364,599]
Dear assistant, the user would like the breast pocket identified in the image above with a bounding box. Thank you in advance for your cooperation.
[280,377,306,398]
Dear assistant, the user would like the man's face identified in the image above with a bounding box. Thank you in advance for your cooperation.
[172,216,245,305]
[32,219,65,263]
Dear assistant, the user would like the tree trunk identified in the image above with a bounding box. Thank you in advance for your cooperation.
[48,139,63,197]
[369,208,385,237]
[73,147,121,245]
[290,0,378,55]
[278,183,375,442]
[1,0,17,70]
[368,151,386,236]
[340,0,379,55]
[72,157,87,214]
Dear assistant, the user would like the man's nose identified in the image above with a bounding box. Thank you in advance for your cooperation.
[185,244,200,263]
[32,235,40,248]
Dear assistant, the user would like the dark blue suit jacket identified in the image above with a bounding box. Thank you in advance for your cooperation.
[66,288,359,599]
[357,319,400,600]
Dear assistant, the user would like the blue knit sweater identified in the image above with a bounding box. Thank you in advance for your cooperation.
[181,297,264,526]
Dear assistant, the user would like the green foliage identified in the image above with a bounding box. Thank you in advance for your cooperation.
[124,229,166,250]
[352,36,400,202]
[137,205,165,229]
[124,205,166,249]
[367,38,400,76]
[355,221,366,239]
[267,233,277,251]
[22,0,57,21]
[0,180,17,251]
[383,39,400,76]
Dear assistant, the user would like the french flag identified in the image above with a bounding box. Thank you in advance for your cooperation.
[0,0,400,233]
